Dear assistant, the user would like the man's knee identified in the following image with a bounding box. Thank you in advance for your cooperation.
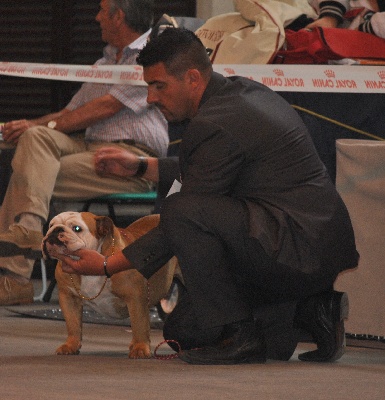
[23,125,49,137]
[17,126,52,148]
[161,193,247,243]
[160,193,200,227]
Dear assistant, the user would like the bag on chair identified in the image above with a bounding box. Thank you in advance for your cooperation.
[195,0,317,64]
[274,27,385,64]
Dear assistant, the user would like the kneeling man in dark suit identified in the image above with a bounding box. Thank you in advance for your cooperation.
[59,28,359,365]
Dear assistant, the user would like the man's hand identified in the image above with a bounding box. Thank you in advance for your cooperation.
[2,119,36,144]
[305,16,339,30]
[56,248,132,276]
[94,146,141,179]
[56,248,105,275]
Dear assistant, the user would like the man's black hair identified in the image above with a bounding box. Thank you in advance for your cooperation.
[137,27,213,79]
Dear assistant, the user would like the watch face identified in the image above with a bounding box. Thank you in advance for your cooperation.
[48,120,57,129]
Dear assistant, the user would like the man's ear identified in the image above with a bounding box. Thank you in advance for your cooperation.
[186,69,202,88]
[115,8,126,26]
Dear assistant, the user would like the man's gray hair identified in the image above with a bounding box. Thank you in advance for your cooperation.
[109,0,154,34]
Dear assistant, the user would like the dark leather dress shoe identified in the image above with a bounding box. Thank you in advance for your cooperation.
[295,290,349,362]
[178,319,267,365]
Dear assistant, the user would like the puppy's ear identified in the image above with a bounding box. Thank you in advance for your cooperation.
[95,216,115,239]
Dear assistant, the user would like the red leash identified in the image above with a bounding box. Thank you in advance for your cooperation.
[154,339,181,360]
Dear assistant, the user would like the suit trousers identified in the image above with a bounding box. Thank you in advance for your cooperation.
[0,126,152,278]
[158,193,337,358]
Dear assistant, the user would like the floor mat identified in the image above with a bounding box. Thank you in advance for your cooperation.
[6,306,384,350]
[6,304,165,330]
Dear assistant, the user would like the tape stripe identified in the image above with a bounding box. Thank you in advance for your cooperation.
[0,62,145,86]
[0,61,385,93]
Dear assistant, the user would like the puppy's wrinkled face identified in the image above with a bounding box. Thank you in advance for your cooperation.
[42,211,102,260]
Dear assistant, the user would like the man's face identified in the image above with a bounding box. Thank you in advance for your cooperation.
[144,63,197,123]
[96,0,119,45]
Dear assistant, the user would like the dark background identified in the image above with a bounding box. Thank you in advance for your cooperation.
[0,0,196,201]
[0,0,196,120]
[1,1,384,191]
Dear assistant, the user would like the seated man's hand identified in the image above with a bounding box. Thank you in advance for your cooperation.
[2,119,36,144]
[305,16,339,30]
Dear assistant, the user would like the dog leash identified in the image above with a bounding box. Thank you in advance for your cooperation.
[154,340,181,360]
[140,253,182,361]
[148,279,188,361]
[69,238,115,301]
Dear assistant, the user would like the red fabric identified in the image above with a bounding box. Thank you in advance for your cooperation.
[344,8,365,19]
[274,27,385,64]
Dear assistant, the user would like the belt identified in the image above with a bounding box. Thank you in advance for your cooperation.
[112,140,159,158]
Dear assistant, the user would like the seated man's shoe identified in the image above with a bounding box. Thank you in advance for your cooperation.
[178,319,267,365]
[0,224,43,258]
[295,290,349,362]
[0,275,34,306]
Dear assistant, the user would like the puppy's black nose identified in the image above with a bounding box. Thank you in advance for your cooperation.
[46,227,65,245]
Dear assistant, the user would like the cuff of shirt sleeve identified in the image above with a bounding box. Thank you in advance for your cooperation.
[358,19,375,35]
[319,1,346,24]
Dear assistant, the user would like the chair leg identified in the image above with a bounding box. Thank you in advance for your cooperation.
[107,202,117,224]
[82,201,91,212]
[43,278,57,303]
[33,258,48,302]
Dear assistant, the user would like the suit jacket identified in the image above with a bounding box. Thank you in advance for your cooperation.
[125,72,359,278]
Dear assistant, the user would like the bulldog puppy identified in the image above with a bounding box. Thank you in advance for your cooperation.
[42,211,178,359]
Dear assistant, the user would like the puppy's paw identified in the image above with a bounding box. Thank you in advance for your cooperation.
[56,339,81,355]
[128,342,151,359]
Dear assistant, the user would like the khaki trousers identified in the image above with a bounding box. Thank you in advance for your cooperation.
[0,126,153,278]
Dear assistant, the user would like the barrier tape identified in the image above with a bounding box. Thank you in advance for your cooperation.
[1,61,385,93]
[0,62,145,86]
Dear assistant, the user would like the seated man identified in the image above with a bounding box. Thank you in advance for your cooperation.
[58,28,359,365]
[0,0,168,306]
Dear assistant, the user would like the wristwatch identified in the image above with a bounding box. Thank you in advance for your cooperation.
[47,120,57,129]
